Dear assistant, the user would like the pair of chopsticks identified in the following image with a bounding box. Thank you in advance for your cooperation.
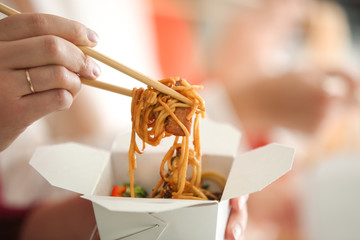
[0,3,192,105]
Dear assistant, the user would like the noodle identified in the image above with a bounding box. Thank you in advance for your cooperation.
[129,77,207,199]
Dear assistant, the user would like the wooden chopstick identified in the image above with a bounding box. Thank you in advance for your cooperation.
[0,3,193,105]
[0,3,133,97]
[81,78,132,96]
[0,2,17,15]
[77,47,193,105]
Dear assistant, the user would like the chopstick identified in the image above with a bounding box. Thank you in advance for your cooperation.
[0,3,193,105]
[77,46,192,105]
[0,3,132,97]
[81,78,132,96]
[0,2,16,16]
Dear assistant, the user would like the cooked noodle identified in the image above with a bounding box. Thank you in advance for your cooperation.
[128,77,207,199]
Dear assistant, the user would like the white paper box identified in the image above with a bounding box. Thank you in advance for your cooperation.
[30,119,294,240]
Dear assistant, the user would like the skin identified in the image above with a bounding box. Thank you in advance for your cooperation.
[0,13,101,151]
[225,195,249,240]
[208,0,357,137]
[208,2,357,238]
[0,11,248,239]
[225,69,357,135]
[19,196,98,240]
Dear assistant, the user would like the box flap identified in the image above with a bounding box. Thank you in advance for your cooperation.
[82,195,217,213]
[199,118,241,157]
[92,204,167,240]
[221,143,295,201]
[29,142,110,195]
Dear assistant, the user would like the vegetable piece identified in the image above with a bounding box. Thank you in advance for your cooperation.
[111,185,127,197]
[122,183,147,198]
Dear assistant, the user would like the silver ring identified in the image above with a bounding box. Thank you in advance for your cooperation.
[25,69,35,94]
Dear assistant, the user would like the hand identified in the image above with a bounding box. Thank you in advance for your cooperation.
[225,195,249,240]
[0,13,101,151]
[227,69,356,134]
[20,196,98,240]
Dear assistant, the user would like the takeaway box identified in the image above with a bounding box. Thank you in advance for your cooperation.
[30,119,294,240]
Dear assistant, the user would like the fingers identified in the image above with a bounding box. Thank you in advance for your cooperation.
[229,195,249,212]
[301,68,358,102]
[17,89,74,127]
[0,67,81,149]
[0,13,101,83]
[0,36,101,80]
[9,66,82,97]
[225,195,249,240]
[322,70,360,103]
[326,69,357,90]
[0,13,100,151]
[0,13,98,46]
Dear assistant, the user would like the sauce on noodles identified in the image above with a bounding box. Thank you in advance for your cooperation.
[128,77,210,200]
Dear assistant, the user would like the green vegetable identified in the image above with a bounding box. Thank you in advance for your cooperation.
[202,184,210,190]
[121,183,147,198]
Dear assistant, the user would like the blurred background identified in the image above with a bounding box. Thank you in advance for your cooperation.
[1,0,360,239]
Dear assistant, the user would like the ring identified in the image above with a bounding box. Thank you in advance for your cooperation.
[25,69,35,94]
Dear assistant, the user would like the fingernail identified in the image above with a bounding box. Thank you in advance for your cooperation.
[87,28,99,44]
[92,61,101,77]
[232,223,242,240]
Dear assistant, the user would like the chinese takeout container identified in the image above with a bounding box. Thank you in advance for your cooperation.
[30,119,294,240]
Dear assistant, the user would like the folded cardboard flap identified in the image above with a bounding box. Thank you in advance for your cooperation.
[91,198,223,240]
[28,119,295,240]
[92,203,168,240]
[29,143,110,195]
[221,143,295,201]
[82,195,216,213]
[199,118,241,157]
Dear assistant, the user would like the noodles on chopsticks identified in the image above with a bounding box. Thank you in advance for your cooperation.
[128,77,207,199]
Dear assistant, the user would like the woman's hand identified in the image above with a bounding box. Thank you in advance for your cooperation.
[0,13,101,151]
[227,69,357,134]
[225,195,249,240]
